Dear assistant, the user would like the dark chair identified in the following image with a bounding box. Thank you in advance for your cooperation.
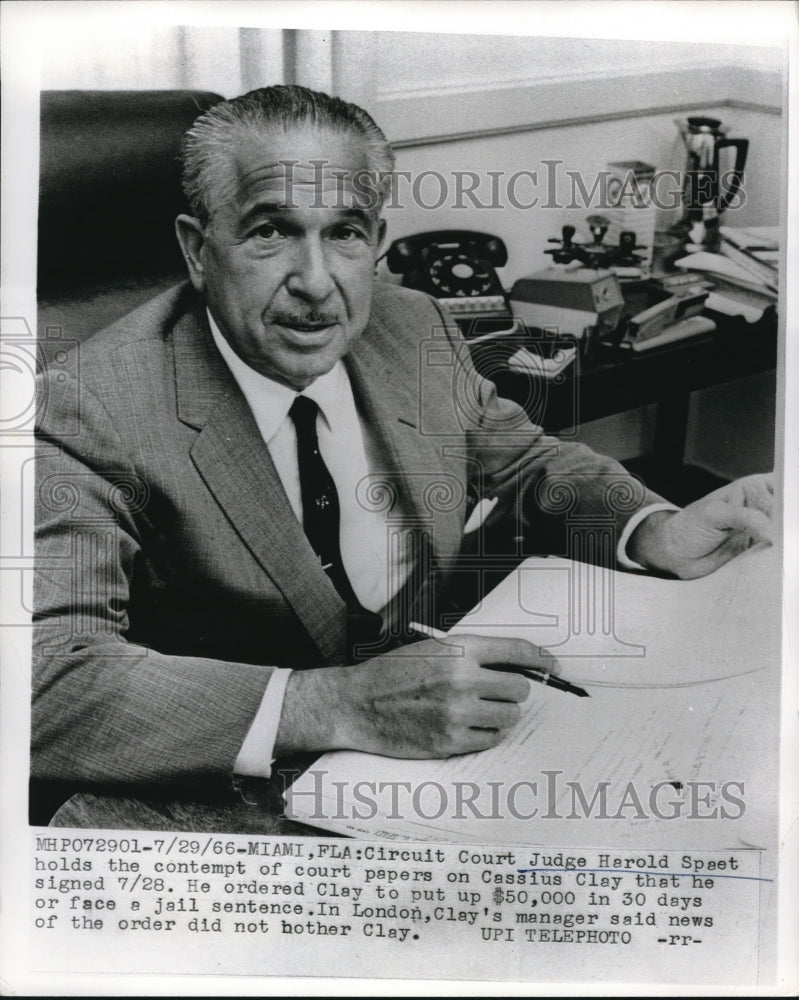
[32,89,224,826]
[37,89,224,349]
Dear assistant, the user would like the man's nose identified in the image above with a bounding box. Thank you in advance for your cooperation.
[286,239,336,302]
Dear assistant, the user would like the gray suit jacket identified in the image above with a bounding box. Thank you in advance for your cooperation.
[33,281,661,795]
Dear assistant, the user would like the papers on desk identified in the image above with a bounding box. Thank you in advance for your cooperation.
[703,289,771,324]
[718,225,780,288]
[719,225,779,252]
[506,343,577,378]
[449,544,779,688]
[673,248,777,322]
[286,547,780,853]
[674,251,778,296]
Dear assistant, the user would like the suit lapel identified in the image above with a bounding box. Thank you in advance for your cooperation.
[172,305,347,663]
[347,307,465,564]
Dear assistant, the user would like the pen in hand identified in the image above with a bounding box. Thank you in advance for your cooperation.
[481,662,589,698]
[408,622,590,698]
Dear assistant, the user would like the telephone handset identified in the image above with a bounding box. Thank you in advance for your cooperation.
[385,230,514,334]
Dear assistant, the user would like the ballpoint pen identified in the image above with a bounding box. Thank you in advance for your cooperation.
[408,622,589,698]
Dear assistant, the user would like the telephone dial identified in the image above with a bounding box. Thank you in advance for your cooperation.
[385,230,515,336]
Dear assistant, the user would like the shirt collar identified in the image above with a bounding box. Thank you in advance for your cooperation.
[207,309,348,442]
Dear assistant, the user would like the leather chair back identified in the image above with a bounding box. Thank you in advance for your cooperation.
[38,90,224,343]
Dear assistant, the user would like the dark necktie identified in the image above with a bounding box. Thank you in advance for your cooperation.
[288,394,382,656]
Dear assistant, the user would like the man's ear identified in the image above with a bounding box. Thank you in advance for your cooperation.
[175,215,207,293]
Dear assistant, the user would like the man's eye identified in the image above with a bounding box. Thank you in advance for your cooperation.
[252,224,283,241]
[334,227,362,242]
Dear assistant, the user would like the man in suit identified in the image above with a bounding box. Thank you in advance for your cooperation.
[33,86,773,819]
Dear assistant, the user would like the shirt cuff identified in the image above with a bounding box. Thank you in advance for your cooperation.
[233,668,293,779]
[616,503,680,570]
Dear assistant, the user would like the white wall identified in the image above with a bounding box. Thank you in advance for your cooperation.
[382,103,781,289]
[371,33,782,97]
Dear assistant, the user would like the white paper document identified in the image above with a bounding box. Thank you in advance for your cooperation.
[286,547,780,852]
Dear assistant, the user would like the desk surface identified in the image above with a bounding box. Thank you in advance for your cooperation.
[469,305,778,432]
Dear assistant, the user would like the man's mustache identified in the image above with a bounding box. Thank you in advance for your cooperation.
[273,312,341,326]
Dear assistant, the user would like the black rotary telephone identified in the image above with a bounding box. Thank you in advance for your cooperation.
[385,230,514,335]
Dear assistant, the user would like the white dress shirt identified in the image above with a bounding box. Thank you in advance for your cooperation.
[207,312,676,778]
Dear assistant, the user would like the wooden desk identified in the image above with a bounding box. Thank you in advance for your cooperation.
[469,305,778,492]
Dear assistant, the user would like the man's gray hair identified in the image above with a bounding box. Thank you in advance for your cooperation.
[181,84,396,224]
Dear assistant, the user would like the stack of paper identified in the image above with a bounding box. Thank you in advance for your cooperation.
[673,251,777,322]
[719,225,779,290]
[286,546,780,851]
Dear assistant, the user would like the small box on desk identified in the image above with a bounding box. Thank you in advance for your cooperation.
[509,268,625,347]
[605,159,658,269]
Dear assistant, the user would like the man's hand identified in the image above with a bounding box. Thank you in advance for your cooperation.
[628,473,774,580]
[275,636,554,759]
